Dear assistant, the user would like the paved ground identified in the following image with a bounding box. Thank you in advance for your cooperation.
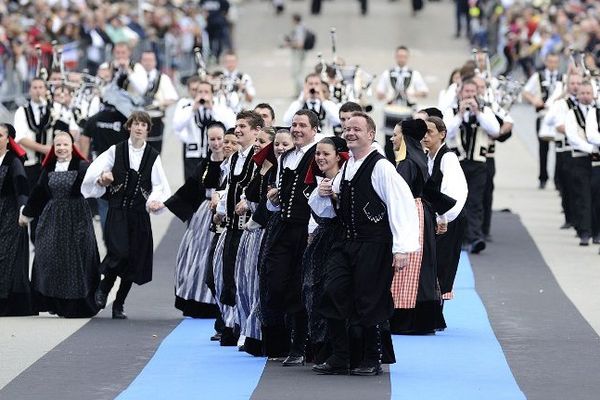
[2,0,600,398]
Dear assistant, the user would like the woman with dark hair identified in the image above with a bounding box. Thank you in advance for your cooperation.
[422,116,468,302]
[304,136,348,363]
[389,118,445,334]
[21,131,100,318]
[0,123,33,316]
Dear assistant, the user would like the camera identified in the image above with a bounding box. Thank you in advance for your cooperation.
[199,98,206,105]
[309,88,317,95]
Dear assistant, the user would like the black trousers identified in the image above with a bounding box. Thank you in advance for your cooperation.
[556,151,574,225]
[220,229,243,307]
[436,212,466,294]
[460,160,488,243]
[311,0,322,14]
[569,155,592,237]
[536,117,549,184]
[591,166,600,237]
[183,150,204,181]
[147,118,164,154]
[482,157,495,236]
[99,270,133,310]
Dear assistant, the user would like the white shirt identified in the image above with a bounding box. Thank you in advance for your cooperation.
[127,62,150,96]
[147,70,179,110]
[426,145,468,223]
[310,147,420,254]
[585,106,600,147]
[80,139,171,213]
[565,105,596,154]
[233,145,254,176]
[14,100,50,166]
[0,153,6,167]
[444,106,501,141]
[523,69,563,110]
[282,100,341,132]
[54,159,70,172]
[376,66,429,103]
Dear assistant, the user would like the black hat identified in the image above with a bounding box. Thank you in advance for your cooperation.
[401,119,428,141]
[423,107,443,119]
[0,123,16,138]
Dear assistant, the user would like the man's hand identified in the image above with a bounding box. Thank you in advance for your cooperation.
[18,213,29,227]
[235,199,248,216]
[148,201,165,213]
[267,188,279,205]
[436,221,448,235]
[318,178,333,197]
[213,213,225,225]
[392,252,409,272]
[98,171,114,187]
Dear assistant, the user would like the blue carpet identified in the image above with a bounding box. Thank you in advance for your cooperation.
[389,252,526,400]
[117,318,266,400]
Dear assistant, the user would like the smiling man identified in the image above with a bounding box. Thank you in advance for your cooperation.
[310,111,419,376]
[264,109,319,366]
[81,111,171,319]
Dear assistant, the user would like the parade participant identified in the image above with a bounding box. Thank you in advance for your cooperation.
[13,77,52,188]
[21,131,100,318]
[443,79,500,254]
[543,72,582,230]
[389,119,444,335]
[218,51,256,113]
[212,111,262,345]
[565,80,598,245]
[311,112,419,376]
[304,136,348,363]
[264,109,319,366]
[338,102,363,134]
[522,53,563,189]
[173,77,236,180]
[140,50,179,154]
[585,94,600,246]
[376,46,429,106]
[50,85,81,140]
[283,73,341,135]
[110,42,148,97]
[0,124,32,316]
[258,128,295,358]
[164,122,227,317]
[254,103,276,128]
[422,116,467,300]
[235,126,277,356]
[82,111,171,319]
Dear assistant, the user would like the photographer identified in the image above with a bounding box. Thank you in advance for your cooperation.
[173,77,236,180]
[282,72,340,136]
[443,79,500,254]
[110,42,148,97]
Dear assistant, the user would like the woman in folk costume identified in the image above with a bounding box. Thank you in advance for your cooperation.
[422,116,468,303]
[304,136,348,364]
[21,130,100,318]
[164,122,227,317]
[258,129,295,358]
[389,118,445,334]
[235,127,277,356]
[0,123,33,316]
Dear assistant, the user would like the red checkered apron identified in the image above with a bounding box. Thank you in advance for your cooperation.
[391,198,424,309]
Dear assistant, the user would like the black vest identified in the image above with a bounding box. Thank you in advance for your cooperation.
[538,68,562,104]
[302,101,326,129]
[226,150,256,230]
[24,102,52,164]
[278,145,317,224]
[389,67,412,91]
[108,142,159,211]
[338,151,391,242]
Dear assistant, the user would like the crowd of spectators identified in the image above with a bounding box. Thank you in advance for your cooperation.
[0,0,236,102]
[458,0,600,78]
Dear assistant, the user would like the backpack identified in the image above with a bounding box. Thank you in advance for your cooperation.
[303,29,316,51]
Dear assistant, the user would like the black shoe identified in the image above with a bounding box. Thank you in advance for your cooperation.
[470,240,486,254]
[593,235,600,244]
[350,364,383,376]
[560,222,573,230]
[220,328,238,346]
[210,332,222,341]
[580,236,591,246]
[238,345,246,352]
[539,181,547,189]
[282,355,305,366]
[275,4,284,14]
[95,287,108,309]
[312,362,349,375]
[112,307,127,319]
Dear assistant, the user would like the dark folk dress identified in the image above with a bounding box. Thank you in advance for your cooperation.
[165,159,222,318]
[0,152,33,316]
[390,137,445,334]
[102,142,159,285]
[24,158,100,318]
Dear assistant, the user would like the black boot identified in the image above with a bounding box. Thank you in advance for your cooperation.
[112,305,127,319]
[282,312,307,366]
[313,319,349,375]
[350,325,382,376]
[220,327,239,346]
